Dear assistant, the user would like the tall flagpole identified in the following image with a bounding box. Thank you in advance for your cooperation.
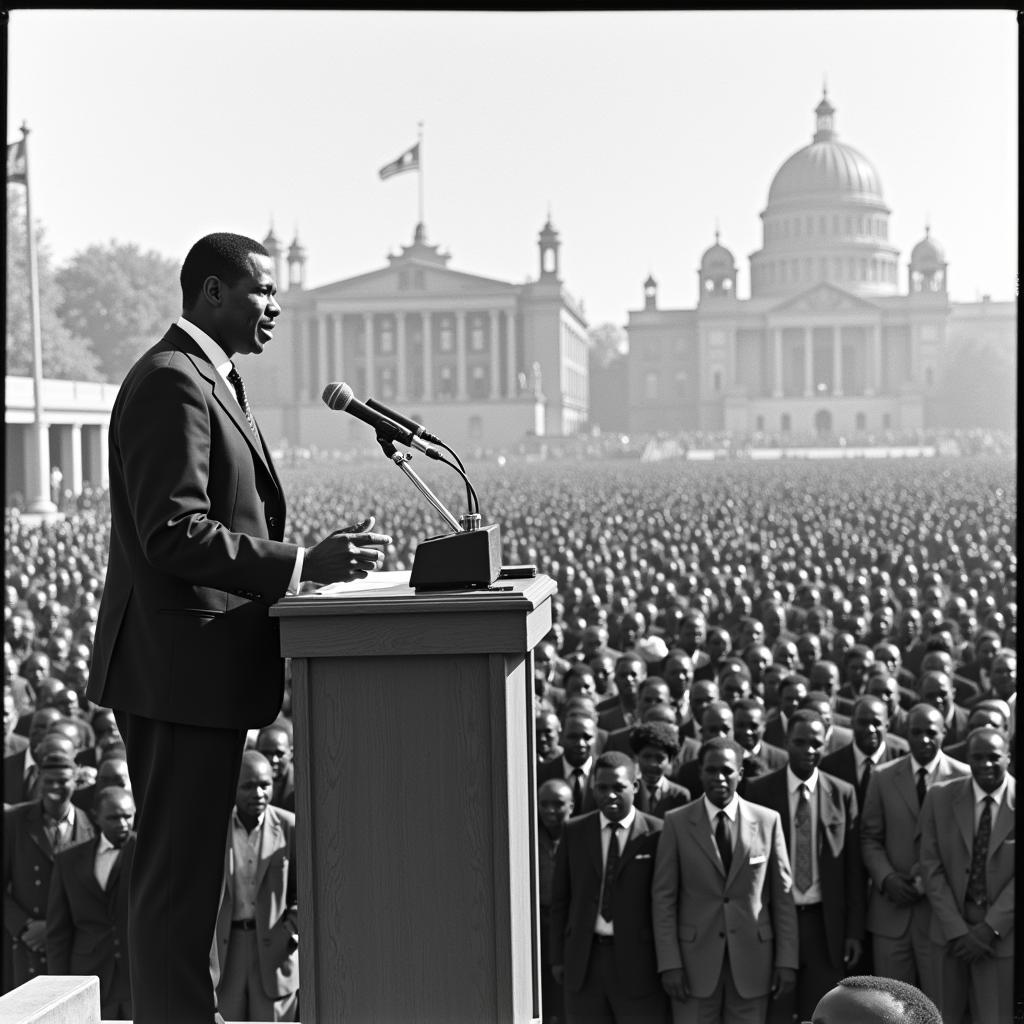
[20,121,58,516]
[417,121,424,228]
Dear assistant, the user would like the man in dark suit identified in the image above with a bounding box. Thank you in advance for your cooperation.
[800,692,854,757]
[652,737,797,1024]
[550,751,669,1023]
[210,752,298,1022]
[597,655,647,732]
[732,699,787,796]
[628,722,691,819]
[538,779,574,1024]
[46,786,136,1019]
[256,721,294,812]
[819,695,908,810]
[674,701,733,801]
[918,671,970,748]
[745,710,865,1023]
[86,233,390,1024]
[860,704,970,1004]
[2,750,96,991]
[919,728,1014,1024]
[943,699,1011,765]
[537,711,601,816]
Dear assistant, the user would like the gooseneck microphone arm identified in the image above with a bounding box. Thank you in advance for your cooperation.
[375,435,462,534]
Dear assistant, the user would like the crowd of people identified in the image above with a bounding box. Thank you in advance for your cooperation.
[3,452,1016,1023]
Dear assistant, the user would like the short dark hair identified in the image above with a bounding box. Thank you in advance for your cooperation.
[697,736,744,765]
[94,785,132,815]
[628,721,681,758]
[180,233,269,308]
[787,708,825,733]
[837,976,941,1024]
[594,750,636,774]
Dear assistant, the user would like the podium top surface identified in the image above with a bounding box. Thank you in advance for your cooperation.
[271,570,556,619]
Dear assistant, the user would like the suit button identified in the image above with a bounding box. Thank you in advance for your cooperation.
[268,516,278,529]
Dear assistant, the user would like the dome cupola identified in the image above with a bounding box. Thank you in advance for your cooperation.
[698,230,737,301]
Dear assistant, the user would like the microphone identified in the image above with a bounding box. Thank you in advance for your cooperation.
[322,382,437,455]
[365,397,442,446]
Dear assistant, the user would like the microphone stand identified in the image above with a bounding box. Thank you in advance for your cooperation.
[376,435,462,534]
[375,433,502,591]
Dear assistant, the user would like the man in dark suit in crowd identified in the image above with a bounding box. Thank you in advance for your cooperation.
[46,786,136,1020]
[628,722,691,819]
[917,671,970,748]
[210,752,298,1022]
[732,699,787,796]
[819,695,908,810]
[675,701,733,800]
[597,655,647,732]
[860,703,969,1005]
[3,750,96,991]
[550,751,669,1023]
[538,779,574,1024]
[745,710,864,1022]
[942,699,1011,765]
[652,737,797,1024]
[919,727,1015,1024]
[799,692,854,756]
[86,232,391,1024]
[537,712,601,816]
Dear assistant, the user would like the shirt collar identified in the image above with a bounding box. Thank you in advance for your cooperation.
[703,792,739,824]
[564,756,592,778]
[600,807,636,832]
[45,804,74,828]
[232,806,265,833]
[176,315,233,375]
[972,777,1009,808]
[912,751,943,775]
[787,765,818,794]
[853,742,886,769]
[96,833,117,856]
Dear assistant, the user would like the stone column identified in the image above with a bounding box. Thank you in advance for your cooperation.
[832,326,843,397]
[396,313,407,400]
[871,322,882,395]
[294,318,309,401]
[363,313,375,395]
[25,421,56,514]
[772,327,783,397]
[67,423,83,496]
[97,424,109,489]
[333,314,344,385]
[422,313,433,400]
[455,310,467,400]
[506,311,518,397]
[488,309,501,399]
[803,327,813,397]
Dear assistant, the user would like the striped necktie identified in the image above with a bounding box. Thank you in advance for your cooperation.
[227,365,259,438]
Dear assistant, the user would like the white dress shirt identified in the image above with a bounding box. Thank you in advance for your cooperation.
[852,742,886,787]
[786,767,822,904]
[230,808,265,923]
[175,316,303,593]
[594,808,635,936]
[94,834,122,890]
[972,777,1009,832]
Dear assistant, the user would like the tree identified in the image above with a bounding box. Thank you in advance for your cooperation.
[55,239,181,381]
[587,322,629,370]
[6,187,103,380]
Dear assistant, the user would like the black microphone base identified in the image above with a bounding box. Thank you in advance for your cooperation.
[410,524,502,592]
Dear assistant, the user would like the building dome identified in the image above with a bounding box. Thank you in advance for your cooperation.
[701,232,735,272]
[910,226,945,269]
[767,93,884,203]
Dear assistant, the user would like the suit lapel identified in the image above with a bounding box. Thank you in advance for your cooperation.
[686,804,724,874]
[988,778,1016,851]
[587,813,604,881]
[725,801,756,887]
[26,804,54,861]
[615,812,650,877]
[954,780,975,855]
[254,810,281,893]
[817,775,844,859]
[168,327,277,486]
[894,757,919,817]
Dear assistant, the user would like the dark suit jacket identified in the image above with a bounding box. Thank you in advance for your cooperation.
[745,768,865,969]
[550,810,664,997]
[46,834,135,1010]
[88,325,297,730]
[270,762,295,813]
[536,758,598,816]
[636,778,692,819]
[818,738,907,808]
[940,705,971,748]
[736,741,789,797]
[3,748,31,806]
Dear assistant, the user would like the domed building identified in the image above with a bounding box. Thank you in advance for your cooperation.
[626,91,1015,438]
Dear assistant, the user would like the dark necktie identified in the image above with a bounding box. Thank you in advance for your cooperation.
[571,769,584,815]
[715,811,732,873]
[24,764,39,800]
[600,822,620,921]
[916,767,927,807]
[794,783,813,892]
[646,783,659,812]
[966,796,993,907]
[858,757,873,806]
[44,817,66,852]
[227,365,259,437]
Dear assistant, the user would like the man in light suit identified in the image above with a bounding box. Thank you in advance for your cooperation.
[87,233,389,1024]
[651,737,797,1024]
[919,727,1014,1024]
[211,752,298,1022]
[550,751,669,1023]
[745,710,865,1023]
[860,703,969,1004]
[46,786,136,1020]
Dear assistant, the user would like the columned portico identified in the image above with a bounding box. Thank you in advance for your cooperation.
[395,312,407,400]
[802,327,813,397]
[363,313,375,395]
[489,309,501,399]
[832,326,843,396]
[506,310,518,397]
[421,312,433,400]
[455,310,467,400]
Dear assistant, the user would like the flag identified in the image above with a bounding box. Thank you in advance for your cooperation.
[379,143,419,181]
[7,139,27,184]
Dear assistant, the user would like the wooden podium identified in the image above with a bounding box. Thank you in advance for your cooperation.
[270,572,555,1024]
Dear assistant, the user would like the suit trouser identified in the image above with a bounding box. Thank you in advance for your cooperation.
[565,937,670,1024]
[116,710,246,1024]
[768,902,842,1024]
[871,899,937,1004]
[216,927,298,1022]
[670,950,769,1024]
[932,940,1014,1024]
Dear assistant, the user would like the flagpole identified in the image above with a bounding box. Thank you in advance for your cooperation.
[417,121,424,228]
[20,121,58,517]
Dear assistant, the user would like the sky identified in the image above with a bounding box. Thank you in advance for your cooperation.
[6,9,1018,329]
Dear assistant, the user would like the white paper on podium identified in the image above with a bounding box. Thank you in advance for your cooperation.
[315,570,413,596]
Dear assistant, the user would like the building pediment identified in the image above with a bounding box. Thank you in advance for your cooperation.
[304,262,518,302]
[770,283,880,315]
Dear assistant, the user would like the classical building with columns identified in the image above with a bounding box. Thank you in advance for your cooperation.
[627,91,1016,436]
[242,217,591,452]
